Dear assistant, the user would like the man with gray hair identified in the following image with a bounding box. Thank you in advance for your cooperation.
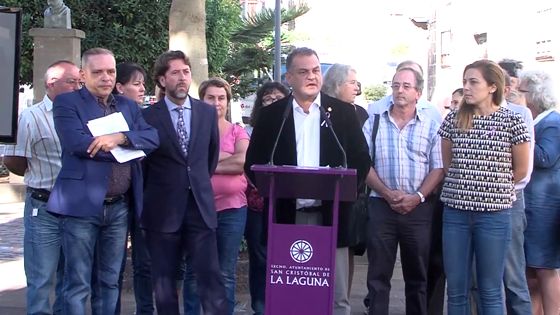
[367,60,442,123]
[4,60,80,314]
[364,61,446,315]
[363,66,443,315]
[47,48,159,314]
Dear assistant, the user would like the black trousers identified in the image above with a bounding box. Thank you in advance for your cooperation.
[144,192,227,315]
[427,200,445,315]
[366,197,434,315]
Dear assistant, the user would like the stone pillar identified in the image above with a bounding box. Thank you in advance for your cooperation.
[29,28,85,103]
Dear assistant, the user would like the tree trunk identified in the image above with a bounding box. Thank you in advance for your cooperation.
[169,0,208,98]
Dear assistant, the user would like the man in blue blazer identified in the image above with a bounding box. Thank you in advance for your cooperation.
[141,50,227,315]
[47,48,159,315]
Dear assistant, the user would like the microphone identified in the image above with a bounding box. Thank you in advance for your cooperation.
[319,106,347,168]
[268,96,293,165]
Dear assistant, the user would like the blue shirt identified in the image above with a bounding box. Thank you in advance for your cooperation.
[505,101,534,190]
[362,105,443,197]
[165,96,192,147]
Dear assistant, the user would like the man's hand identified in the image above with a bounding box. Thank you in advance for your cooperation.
[87,133,125,157]
[382,189,406,206]
[391,193,421,215]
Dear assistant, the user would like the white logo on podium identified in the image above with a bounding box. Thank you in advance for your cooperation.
[290,240,313,263]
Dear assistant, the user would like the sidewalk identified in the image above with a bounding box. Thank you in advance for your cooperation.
[0,199,408,315]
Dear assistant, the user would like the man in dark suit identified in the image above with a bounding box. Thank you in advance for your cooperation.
[47,48,159,315]
[244,47,371,315]
[141,50,227,315]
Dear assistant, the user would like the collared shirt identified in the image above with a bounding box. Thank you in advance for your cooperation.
[362,105,443,197]
[503,101,534,190]
[533,108,556,125]
[89,91,131,197]
[4,95,61,190]
[367,95,443,123]
[165,96,192,149]
[292,94,321,209]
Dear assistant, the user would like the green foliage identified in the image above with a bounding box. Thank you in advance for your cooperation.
[206,0,242,76]
[223,4,310,98]
[4,0,308,97]
[4,0,171,91]
[363,84,389,102]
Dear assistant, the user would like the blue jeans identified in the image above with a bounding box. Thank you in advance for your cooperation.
[183,207,247,315]
[443,206,511,315]
[504,191,532,314]
[24,192,64,315]
[61,199,129,315]
[131,214,155,315]
[244,209,266,315]
[469,191,532,315]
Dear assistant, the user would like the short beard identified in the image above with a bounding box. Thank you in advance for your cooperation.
[168,88,188,101]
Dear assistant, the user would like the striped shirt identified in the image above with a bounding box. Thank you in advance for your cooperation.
[5,95,62,190]
[363,106,443,197]
[438,107,530,211]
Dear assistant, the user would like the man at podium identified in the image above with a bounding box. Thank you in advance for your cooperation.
[245,47,371,315]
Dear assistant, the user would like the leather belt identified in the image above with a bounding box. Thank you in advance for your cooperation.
[29,188,50,203]
[104,195,124,205]
[297,206,322,213]
[29,188,123,205]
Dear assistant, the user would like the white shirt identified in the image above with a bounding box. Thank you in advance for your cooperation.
[4,95,62,190]
[292,94,321,209]
[533,108,556,126]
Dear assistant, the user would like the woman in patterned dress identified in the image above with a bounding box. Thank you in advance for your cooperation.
[438,60,531,315]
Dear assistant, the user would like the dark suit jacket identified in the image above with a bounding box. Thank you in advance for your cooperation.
[244,92,371,247]
[141,98,220,233]
[47,88,159,218]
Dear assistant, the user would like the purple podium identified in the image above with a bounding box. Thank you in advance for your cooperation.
[251,164,357,315]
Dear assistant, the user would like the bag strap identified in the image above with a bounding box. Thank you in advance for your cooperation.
[362,114,380,196]
[370,114,380,168]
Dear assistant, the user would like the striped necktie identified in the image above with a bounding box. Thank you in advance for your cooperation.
[175,106,189,157]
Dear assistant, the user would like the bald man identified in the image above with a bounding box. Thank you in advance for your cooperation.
[4,60,81,315]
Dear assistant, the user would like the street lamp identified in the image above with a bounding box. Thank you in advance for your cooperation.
[274,0,281,82]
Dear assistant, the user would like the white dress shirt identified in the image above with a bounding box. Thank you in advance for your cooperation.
[292,94,321,209]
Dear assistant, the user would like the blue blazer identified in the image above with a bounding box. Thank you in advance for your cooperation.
[525,111,560,207]
[141,98,220,233]
[47,88,159,218]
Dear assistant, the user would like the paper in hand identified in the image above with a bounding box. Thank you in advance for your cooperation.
[87,112,145,163]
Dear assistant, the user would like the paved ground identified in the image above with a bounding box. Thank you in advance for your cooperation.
[0,199,408,315]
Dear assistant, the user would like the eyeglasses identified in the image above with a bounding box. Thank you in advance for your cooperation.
[346,80,359,86]
[391,83,416,91]
[64,79,80,85]
[262,96,281,105]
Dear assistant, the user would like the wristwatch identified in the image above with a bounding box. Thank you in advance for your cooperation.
[121,133,130,146]
[416,191,425,203]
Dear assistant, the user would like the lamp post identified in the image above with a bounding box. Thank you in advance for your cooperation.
[274,0,281,82]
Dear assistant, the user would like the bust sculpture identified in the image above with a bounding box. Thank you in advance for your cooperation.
[44,0,71,29]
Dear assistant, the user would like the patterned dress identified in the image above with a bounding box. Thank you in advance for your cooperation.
[438,107,530,211]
